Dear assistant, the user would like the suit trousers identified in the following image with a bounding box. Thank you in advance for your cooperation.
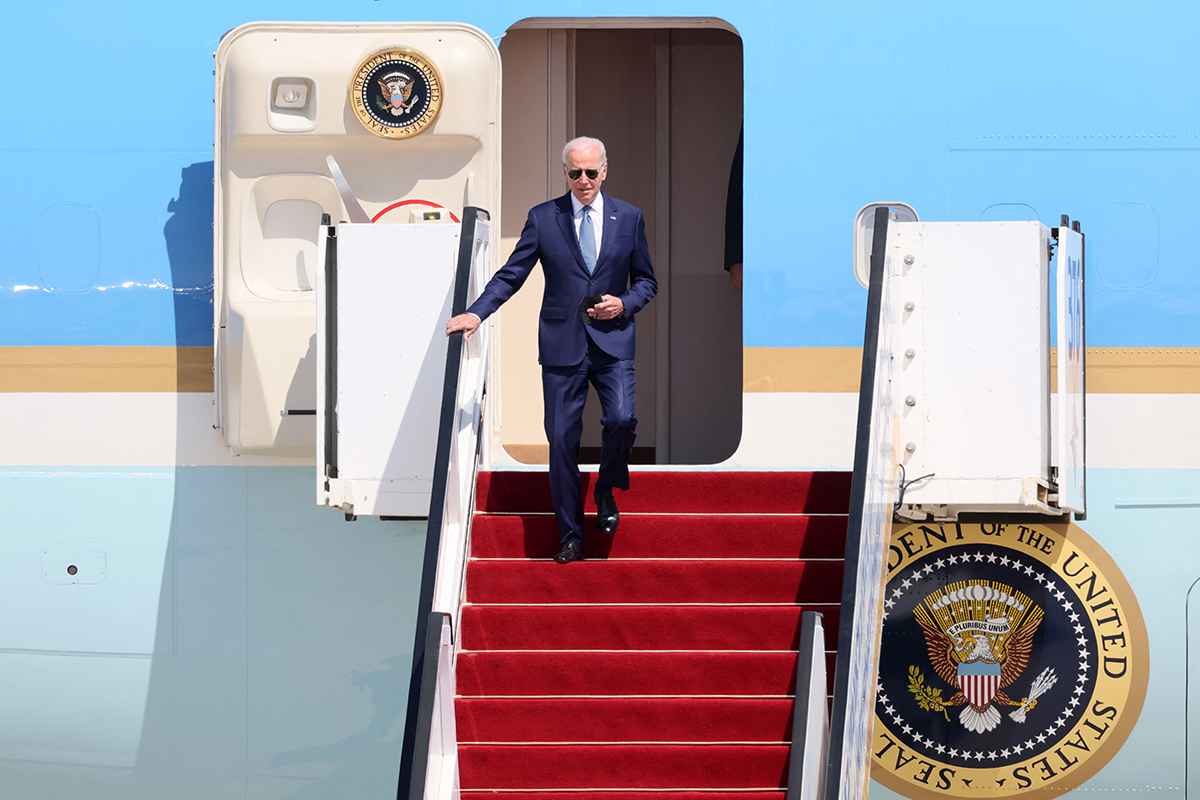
[541,335,637,543]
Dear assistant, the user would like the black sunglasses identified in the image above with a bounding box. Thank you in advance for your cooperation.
[567,168,600,180]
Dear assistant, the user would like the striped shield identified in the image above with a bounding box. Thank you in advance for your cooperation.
[957,659,1002,707]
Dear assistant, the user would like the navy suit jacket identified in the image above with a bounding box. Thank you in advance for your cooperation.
[466,193,658,367]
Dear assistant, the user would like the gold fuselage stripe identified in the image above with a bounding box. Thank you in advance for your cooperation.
[0,347,214,393]
[743,346,1200,394]
[0,346,1196,394]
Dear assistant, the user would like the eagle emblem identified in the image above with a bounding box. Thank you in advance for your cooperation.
[913,580,1053,733]
[377,71,417,116]
[350,47,444,139]
[874,523,1147,800]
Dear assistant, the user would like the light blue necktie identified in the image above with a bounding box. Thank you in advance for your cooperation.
[580,205,597,274]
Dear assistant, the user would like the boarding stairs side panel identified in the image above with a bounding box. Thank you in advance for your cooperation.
[385,208,491,799]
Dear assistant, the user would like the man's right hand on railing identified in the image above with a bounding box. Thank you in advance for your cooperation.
[446,312,482,341]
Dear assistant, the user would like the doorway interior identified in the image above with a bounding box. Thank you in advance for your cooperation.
[495,20,743,466]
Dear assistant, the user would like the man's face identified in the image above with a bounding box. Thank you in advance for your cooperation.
[563,143,607,205]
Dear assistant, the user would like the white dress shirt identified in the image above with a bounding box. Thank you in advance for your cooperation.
[570,191,604,260]
[463,192,607,326]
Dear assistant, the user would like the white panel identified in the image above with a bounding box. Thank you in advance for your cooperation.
[733,391,1200,473]
[1056,228,1086,513]
[731,393,859,470]
[923,222,1048,478]
[899,221,1052,513]
[0,394,315,467]
[1075,394,1200,469]
[333,223,458,515]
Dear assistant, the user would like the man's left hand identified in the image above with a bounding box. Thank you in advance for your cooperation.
[587,295,625,321]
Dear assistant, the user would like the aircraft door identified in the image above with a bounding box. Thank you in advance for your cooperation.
[213,22,500,467]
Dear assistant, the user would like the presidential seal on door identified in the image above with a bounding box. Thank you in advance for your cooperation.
[350,47,444,139]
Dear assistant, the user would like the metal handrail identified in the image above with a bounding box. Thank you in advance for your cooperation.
[397,207,492,798]
[405,612,460,799]
[787,610,829,800]
[823,207,899,800]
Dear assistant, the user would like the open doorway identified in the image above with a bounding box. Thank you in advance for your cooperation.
[495,20,743,465]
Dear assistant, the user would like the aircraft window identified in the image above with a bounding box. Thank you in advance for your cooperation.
[978,202,1041,223]
[1095,203,1159,289]
[262,199,321,291]
[38,204,100,292]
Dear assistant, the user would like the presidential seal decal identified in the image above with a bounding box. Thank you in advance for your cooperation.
[349,47,444,139]
[873,522,1147,799]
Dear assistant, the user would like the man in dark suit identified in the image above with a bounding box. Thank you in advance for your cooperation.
[446,137,658,563]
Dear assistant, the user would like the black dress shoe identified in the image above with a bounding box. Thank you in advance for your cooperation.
[595,489,619,535]
[554,538,584,563]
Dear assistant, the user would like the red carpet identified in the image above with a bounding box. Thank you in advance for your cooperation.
[456,470,850,792]
[460,606,842,651]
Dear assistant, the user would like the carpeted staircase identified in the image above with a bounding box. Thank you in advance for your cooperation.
[457,470,851,796]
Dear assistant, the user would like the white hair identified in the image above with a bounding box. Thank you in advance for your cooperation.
[562,136,607,165]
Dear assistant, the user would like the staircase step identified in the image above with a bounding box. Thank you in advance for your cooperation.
[466,560,843,605]
[457,697,795,743]
[457,651,835,697]
[461,605,839,651]
[459,470,846,792]
[457,744,790,789]
[470,513,848,559]
[476,471,852,515]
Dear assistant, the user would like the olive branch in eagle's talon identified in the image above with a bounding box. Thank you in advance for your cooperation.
[908,665,951,722]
